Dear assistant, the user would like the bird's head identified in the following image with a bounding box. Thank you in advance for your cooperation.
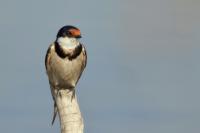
[56,25,81,39]
[56,25,82,50]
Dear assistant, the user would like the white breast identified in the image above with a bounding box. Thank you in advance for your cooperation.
[57,37,78,49]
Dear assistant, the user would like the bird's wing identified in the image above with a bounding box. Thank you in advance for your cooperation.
[45,43,54,70]
[75,43,87,85]
[45,43,58,125]
[82,43,87,69]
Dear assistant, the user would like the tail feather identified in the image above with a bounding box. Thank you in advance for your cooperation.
[51,102,57,125]
[51,87,75,125]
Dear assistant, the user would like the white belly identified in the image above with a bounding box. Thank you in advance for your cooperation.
[48,52,83,89]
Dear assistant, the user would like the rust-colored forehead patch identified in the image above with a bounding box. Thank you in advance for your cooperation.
[69,28,81,37]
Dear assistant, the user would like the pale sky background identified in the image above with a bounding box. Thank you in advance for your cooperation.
[0,0,200,133]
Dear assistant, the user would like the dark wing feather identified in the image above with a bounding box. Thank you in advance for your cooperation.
[75,43,87,85]
[82,43,87,69]
[45,44,54,70]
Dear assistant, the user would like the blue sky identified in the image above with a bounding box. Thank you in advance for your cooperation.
[0,0,200,133]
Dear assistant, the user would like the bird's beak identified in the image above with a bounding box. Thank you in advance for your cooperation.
[76,35,82,38]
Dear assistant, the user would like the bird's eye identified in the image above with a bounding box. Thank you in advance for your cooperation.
[66,31,72,36]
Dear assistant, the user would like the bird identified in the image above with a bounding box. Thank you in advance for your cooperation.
[45,25,87,125]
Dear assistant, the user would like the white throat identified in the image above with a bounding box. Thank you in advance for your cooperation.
[57,37,78,49]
